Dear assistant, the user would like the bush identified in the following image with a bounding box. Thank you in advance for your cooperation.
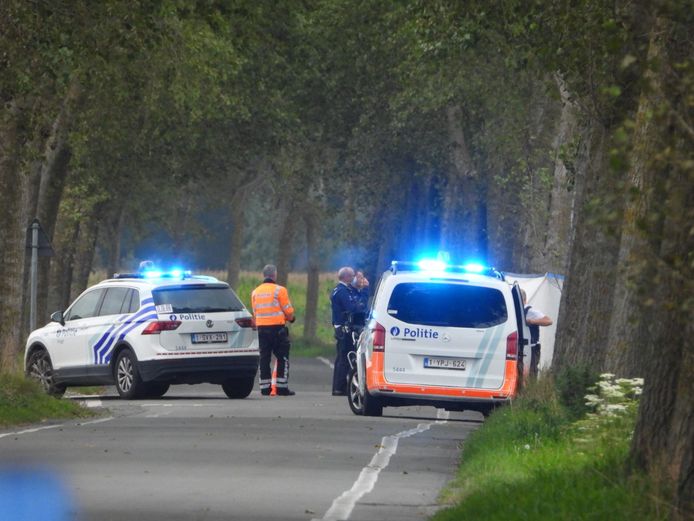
[555,364,598,419]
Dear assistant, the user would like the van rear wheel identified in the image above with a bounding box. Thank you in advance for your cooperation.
[348,369,382,417]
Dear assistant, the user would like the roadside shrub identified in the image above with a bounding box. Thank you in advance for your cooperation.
[555,364,598,419]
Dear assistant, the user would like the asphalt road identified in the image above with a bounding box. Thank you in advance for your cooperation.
[0,358,482,521]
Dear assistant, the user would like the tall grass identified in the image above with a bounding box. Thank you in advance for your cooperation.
[434,377,669,521]
[0,373,91,427]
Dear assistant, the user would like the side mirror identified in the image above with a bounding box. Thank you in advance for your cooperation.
[50,311,65,326]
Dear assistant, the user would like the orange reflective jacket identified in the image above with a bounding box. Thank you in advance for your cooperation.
[251,282,295,326]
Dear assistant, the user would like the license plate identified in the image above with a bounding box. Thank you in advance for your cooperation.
[424,357,466,370]
[191,332,228,344]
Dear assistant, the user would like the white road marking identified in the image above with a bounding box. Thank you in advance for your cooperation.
[79,417,114,426]
[140,403,213,407]
[0,416,113,440]
[315,409,450,521]
[317,356,334,370]
[0,424,63,440]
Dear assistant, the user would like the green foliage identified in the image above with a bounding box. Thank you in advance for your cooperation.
[435,375,666,521]
[555,364,599,419]
[0,373,91,428]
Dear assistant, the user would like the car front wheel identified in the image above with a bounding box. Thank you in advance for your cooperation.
[114,350,144,399]
[27,350,66,398]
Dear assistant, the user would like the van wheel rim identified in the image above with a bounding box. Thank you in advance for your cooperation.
[30,355,53,390]
[117,357,133,392]
[350,373,363,410]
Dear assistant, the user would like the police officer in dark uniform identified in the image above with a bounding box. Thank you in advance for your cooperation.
[521,289,553,379]
[330,267,369,396]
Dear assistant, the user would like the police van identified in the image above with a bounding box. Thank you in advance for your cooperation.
[25,270,259,399]
[348,260,528,417]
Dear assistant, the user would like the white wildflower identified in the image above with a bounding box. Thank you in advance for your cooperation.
[606,404,626,412]
[524,444,530,450]
[600,373,615,379]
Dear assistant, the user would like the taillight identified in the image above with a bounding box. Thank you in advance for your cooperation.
[372,322,386,352]
[141,321,181,335]
[236,317,255,330]
[506,331,518,360]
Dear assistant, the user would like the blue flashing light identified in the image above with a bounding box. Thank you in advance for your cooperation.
[417,259,448,272]
[462,263,486,273]
[141,268,191,279]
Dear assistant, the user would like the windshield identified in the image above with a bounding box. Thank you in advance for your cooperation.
[387,282,507,328]
[153,285,245,313]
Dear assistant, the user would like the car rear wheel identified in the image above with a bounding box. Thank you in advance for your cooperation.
[144,382,170,398]
[27,350,66,398]
[222,376,254,399]
[114,350,144,399]
[348,369,382,417]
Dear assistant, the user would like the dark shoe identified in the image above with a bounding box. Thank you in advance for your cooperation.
[276,388,295,396]
[261,388,271,396]
[332,390,346,396]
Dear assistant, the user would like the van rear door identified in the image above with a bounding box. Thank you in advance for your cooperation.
[152,284,255,352]
[382,281,511,390]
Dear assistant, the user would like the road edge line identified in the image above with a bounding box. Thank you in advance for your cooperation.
[315,409,449,520]
[317,356,335,370]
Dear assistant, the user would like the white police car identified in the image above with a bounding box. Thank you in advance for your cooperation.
[25,270,259,399]
[348,260,529,417]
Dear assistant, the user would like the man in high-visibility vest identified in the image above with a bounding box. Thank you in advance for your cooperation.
[251,264,296,396]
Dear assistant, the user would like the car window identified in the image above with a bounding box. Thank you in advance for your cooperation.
[152,285,244,313]
[387,282,508,328]
[65,289,105,321]
[98,288,131,317]
[123,289,140,313]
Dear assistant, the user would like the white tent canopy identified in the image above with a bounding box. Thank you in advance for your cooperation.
[505,273,564,370]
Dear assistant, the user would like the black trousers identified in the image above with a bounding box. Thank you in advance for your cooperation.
[258,325,291,391]
[529,343,541,378]
[332,328,354,394]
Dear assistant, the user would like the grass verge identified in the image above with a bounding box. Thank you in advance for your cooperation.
[433,377,669,521]
[0,373,93,428]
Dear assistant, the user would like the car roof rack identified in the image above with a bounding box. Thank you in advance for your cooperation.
[389,260,505,281]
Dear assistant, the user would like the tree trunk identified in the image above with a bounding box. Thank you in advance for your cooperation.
[0,100,26,370]
[47,215,80,315]
[106,204,126,277]
[543,75,578,274]
[303,205,321,341]
[629,16,694,518]
[71,215,100,301]
[31,80,81,326]
[441,104,482,259]
[226,188,248,290]
[551,120,623,374]
[604,20,665,377]
[275,199,296,287]
[630,165,694,520]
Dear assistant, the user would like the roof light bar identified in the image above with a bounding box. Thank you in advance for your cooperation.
[390,260,505,280]
[113,269,193,280]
